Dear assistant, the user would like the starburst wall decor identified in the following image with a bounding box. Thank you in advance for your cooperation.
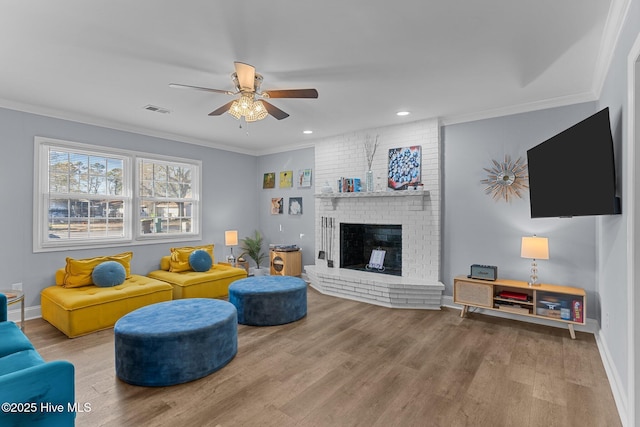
[481,155,528,202]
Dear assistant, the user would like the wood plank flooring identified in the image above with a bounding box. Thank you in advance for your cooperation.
[24,287,621,427]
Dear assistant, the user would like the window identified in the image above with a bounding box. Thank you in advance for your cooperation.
[138,158,197,236]
[35,137,201,252]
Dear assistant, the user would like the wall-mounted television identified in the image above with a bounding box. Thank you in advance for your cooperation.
[527,107,621,218]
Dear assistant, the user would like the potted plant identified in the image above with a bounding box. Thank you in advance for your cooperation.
[239,230,267,276]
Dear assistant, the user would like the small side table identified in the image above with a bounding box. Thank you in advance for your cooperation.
[1,290,25,330]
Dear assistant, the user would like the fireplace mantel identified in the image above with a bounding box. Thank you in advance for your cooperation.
[315,190,429,210]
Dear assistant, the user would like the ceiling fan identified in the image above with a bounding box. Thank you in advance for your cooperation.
[169,62,318,122]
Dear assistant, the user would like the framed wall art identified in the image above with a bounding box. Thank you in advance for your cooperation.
[297,168,312,188]
[263,172,275,189]
[288,197,303,215]
[388,146,421,190]
[279,171,293,188]
[271,197,283,215]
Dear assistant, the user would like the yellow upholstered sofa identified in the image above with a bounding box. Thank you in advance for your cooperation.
[146,245,247,299]
[41,252,173,338]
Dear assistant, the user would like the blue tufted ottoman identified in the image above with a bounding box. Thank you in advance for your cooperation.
[114,298,237,386]
[228,276,307,326]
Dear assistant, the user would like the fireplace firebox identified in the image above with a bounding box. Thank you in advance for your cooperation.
[340,223,402,276]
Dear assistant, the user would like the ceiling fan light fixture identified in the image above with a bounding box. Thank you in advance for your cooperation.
[245,100,268,122]
[227,94,267,122]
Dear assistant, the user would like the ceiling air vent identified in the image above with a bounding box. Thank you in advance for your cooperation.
[143,104,171,114]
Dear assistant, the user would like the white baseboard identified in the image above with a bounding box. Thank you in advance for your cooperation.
[594,330,629,427]
[7,305,42,324]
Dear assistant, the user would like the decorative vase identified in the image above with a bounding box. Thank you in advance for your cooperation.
[366,170,374,192]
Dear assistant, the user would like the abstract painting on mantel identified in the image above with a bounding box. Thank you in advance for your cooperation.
[388,146,421,190]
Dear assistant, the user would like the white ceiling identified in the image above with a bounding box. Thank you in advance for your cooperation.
[0,1,622,155]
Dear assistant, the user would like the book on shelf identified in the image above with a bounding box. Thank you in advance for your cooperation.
[498,290,529,301]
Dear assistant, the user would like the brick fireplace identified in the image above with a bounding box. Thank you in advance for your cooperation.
[304,119,444,309]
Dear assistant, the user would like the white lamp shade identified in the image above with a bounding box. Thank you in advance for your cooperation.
[225,230,238,246]
[521,236,549,260]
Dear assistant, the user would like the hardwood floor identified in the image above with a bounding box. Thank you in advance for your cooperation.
[24,287,621,427]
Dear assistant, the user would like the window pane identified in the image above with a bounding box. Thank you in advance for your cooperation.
[68,152,89,193]
[154,164,167,181]
[107,161,123,196]
[47,198,126,241]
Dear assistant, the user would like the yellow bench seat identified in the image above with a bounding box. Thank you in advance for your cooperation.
[147,257,247,299]
[41,273,173,338]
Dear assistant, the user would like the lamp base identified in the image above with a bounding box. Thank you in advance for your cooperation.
[528,259,540,287]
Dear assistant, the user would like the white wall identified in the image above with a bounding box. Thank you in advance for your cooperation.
[313,119,441,281]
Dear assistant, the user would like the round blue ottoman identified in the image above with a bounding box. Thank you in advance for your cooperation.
[114,298,237,386]
[229,276,307,326]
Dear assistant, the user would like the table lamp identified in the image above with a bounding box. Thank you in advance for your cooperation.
[225,230,238,265]
[521,235,549,286]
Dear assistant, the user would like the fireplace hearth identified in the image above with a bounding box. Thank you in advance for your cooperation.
[340,223,402,276]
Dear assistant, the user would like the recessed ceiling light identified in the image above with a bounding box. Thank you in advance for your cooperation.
[303,130,313,134]
[396,111,410,116]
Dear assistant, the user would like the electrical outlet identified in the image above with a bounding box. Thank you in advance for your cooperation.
[605,312,610,330]
[299,233,305,239]
[11,283,22,291]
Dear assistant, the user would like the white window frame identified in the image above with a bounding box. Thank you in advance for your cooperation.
[34,136,202,252]
[135,155,201,242]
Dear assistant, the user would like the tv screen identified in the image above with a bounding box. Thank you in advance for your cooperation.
[527,107,621,218]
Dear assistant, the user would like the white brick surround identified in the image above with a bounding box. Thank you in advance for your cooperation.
[305,118,444,309]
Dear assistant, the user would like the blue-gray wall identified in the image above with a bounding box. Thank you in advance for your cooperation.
[256,147,315,268]
[0,107,258,308]
[596,0,640,420]
[442,102,599,318]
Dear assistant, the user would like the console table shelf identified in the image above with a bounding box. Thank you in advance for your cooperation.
[453,275,586,339]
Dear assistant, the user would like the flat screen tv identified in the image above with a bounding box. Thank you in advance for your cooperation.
[527,107,621,218]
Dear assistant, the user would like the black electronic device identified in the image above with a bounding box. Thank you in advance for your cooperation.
[527,107,621,218]
[469,264,498,281]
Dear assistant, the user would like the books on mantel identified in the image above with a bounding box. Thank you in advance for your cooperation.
[269,244,300,252]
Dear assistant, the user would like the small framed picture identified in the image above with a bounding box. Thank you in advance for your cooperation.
[297,169,312,188]
[263,172,275,189]
[289,197,303,215]
[279,171,293,188]
[271,197,283,215]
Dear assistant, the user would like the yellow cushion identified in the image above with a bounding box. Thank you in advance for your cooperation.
[169,244,214,272]
[63,252,132,288]
[160,256,171,271]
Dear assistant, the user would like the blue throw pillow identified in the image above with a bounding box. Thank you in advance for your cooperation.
[92,261,126,287]
[189,249,212,272]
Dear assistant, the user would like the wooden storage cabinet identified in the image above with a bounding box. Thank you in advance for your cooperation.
[453,275,586,339]
[270,250,302,277]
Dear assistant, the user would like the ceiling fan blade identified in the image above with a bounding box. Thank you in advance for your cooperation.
[208,100,236,116]
[261,100,290,120]
[169,83,234,95]
[262,88,319,99]
[234,62,256,92]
